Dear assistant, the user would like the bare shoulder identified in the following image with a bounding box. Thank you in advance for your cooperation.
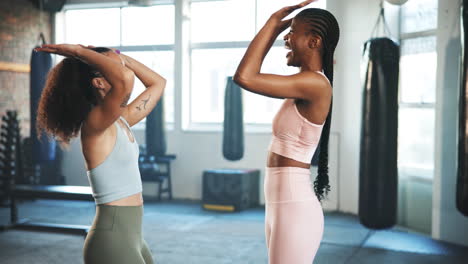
[80,119,118,170]
[80,118,113,142]
[297,71,330,86]
[80,119,116,153]
[294,71,332,99]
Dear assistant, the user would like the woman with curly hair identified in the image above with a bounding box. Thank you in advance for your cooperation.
[35,44,165,264]
[234,0,339,263]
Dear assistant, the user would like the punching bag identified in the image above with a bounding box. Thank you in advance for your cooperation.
[30,45,56,163]
[146,95,166,156]
[359,38,400,229]
[222,76,244,161]
[457,0,468,217]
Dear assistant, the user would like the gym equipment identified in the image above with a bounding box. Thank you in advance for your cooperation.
[146,95,167,156]
[358,37,400,229]
[30,45,55,164]
[30,43,65,185]
[457,0,468,217]
[202,169,259,212]
[8,185,93,235]
[139,153,176,200]
[0,109,175,235]
[144,94,177,200]
[0,111,21,206]
[222,77,244,161]
[0,111,92,235]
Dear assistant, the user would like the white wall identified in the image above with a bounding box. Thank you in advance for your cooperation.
[433,0,468,247]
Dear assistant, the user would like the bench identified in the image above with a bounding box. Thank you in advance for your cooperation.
[6,185,94,235]
[4,153,177,236]
[0,111,176,235]
[0,112,92,235]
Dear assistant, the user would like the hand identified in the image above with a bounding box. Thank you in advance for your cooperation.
[34,44,85,57]
[269,0,315,32]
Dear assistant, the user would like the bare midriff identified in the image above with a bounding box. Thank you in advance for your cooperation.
[103,192,143,206]
[267,151,310,169]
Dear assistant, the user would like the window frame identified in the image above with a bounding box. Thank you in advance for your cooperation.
[186,0,326,132]
[58,2,176,130]
[186,40,286,132]
[57,0,326,133]
[397,2,438,180]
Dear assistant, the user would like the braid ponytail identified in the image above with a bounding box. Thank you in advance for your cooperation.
[295,8,340,201]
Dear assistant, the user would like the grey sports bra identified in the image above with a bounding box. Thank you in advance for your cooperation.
[86,117,142,204]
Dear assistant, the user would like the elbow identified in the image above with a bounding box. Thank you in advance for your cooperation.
[120,68,135,92]
[233,72,250,88]
[152,77,166,94]
[160,77,167,91]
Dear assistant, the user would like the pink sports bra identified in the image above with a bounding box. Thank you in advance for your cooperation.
[268,99,324,164]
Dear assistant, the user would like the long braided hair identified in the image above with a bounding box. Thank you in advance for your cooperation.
[295,8,340,201]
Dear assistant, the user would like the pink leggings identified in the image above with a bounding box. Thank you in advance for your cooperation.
[264,167,324,264]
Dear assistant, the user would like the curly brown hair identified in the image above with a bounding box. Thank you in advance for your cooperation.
[36,47,111,146]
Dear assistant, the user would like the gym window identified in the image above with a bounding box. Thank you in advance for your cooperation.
[186,0,326,131]
[56,3,176,129]
[397,0,438,180]
[56,0,327,132]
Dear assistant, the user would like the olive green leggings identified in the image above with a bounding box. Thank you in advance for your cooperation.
[83,205,154,264]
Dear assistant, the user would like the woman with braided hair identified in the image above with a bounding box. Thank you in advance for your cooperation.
[234,0,339,262]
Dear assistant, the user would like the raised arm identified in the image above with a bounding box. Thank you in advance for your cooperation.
[36,44,134,134]
[233,0,327,100]
[119,54,166,127]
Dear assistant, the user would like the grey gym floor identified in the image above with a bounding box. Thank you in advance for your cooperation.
[0,200,467,264]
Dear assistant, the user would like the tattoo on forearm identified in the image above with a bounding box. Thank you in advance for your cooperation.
[136,94,151,111]
[120,94,131,108]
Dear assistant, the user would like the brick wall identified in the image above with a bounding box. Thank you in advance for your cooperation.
[0,0,52,137]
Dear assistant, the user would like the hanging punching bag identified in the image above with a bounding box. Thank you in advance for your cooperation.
[457,0,468,217]
[359,38,400,229]
[30,46,56,163]
[146,95,166,156]
[222,76,244,161]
